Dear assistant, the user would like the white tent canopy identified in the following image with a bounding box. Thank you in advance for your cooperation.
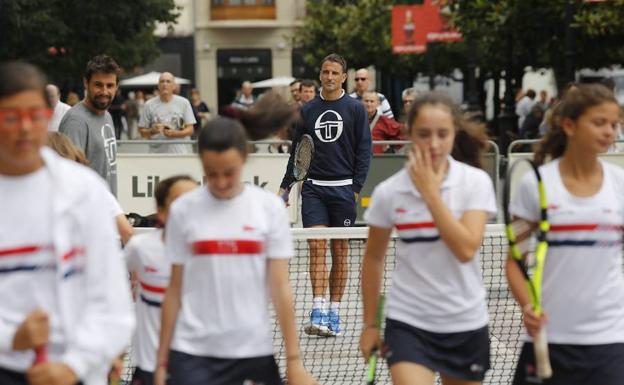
[251,76,295,88]
[119,71,191,87]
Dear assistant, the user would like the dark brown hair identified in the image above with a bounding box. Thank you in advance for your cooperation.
[220,91,299,142]
[534,83,618,165]
[84,55,121,83]
[47,132,90,166]
[0,62,46,100]
[320,53,347,74]
[407,92,488,169]
[155,175,196,209]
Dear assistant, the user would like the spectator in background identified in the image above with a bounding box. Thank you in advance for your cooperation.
[109,88,126,139]
[536,90,550,112]
[300,79,317,104]
[59,54,120,195]
[520,104,544,139]
[290,78,302,104]
[190,88,210,139]
[124,91,140,139]
[349,68,394,119]
[516,89,536,128]
[232,80,256,110]
[399,87,418,123]
[362,91,404,154]
[65,90,80,106]
[45,84,70,131]
[138,72,196,154]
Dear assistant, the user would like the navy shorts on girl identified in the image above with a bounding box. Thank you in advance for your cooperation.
[167,350,283,385]
[384,318,490,382]
[513,342,624,385]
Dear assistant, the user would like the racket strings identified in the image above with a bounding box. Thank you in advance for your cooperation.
[293,139,313,179]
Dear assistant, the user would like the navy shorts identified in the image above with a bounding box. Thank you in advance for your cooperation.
[131,366,154,385]
[167,350,283,385]
[301,181,356,228]
[384,318,490,381]
[513,342,624,385]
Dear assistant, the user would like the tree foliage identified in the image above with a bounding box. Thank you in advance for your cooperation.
[0,0,179,83]
[296,0,624,88]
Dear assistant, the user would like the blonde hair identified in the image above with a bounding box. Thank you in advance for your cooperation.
[47,132,90,166]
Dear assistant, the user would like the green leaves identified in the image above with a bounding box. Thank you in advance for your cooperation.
[0,0,179,83]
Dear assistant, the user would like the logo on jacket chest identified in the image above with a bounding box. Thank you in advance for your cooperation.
[314,110,343,142]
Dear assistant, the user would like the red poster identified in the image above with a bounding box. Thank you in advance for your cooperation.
[392,1,462,55]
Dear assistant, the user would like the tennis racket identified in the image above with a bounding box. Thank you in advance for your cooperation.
[366,294,385,385]
[281,134,314,202]
[503,158,552,380]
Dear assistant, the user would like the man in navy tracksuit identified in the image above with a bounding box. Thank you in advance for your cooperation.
[280,53,372,337]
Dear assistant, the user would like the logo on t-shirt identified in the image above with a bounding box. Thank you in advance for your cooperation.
[102,123,117,166]
[314,110,343,142]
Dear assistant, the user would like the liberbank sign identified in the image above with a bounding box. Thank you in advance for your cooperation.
[116,153,299,223]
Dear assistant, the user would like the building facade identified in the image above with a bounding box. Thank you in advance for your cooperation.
[194,0,309,111]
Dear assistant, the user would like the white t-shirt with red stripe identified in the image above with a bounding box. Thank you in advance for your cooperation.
[165,184,293,358]
[124,229,169,372]
[0,169,65,371]
[365,157,497,333]
[510,158,624,344]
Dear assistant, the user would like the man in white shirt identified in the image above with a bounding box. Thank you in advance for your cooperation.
[349,68,394,119]
[516,89,537,130]
[138,72,196,154]
[45,84,70,132]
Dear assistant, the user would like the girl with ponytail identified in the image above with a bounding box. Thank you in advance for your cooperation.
[360,92,496,385]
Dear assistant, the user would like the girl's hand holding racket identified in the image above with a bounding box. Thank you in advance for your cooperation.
[12,310,49,351]
[522,304,549,339]
[359,327,381,362]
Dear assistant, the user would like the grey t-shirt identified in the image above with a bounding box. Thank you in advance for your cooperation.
[138,95,196,154]
[59,102,117,195]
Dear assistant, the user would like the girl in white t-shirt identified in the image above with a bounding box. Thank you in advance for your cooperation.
[124,175,197,385]
[360,92,497,385]
[155,117,316,385]
[508,84,624,385]
[0,62,134,385]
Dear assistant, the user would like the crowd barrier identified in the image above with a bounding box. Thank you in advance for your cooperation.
[117,140,501,226]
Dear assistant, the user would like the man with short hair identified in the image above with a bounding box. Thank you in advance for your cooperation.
[362,91,404,154]
[349,68,394,119]
[232,80,256,110]
[46,84,70,132]
[280,53,372,337]
[290,79,302,104]
[138,72,196,154]
[59,55,120,195]
[300,79,317,104]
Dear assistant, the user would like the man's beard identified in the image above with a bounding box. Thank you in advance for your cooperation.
[89,94,112,110]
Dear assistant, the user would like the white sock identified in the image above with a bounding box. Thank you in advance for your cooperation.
[330,301,340,314]
[313,297,326,311]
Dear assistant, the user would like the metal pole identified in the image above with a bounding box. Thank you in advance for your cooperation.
[427,42,435,90]
[466,38,481,114]
[564,1,577,85]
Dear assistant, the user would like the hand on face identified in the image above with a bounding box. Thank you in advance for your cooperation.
[406,145,446,200]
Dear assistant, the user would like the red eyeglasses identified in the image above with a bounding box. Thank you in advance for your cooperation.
[0,108,52,129]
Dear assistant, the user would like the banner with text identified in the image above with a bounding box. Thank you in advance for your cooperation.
[117,153,299,223]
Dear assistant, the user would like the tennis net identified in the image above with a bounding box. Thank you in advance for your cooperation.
[272,224,518,385]
[122,224,518,384]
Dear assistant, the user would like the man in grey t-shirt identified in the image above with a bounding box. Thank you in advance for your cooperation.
[59,55,119,195]
[138,72,196,154]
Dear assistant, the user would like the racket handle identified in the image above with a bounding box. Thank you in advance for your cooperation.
[34,345,48,364]
[533,328,552,379]
[366,353,378,385]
